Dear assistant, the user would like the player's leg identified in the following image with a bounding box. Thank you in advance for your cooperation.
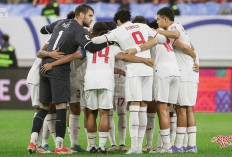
[108,109,117,151]
[143,101,156,152]
[85,89,98,153]
[138,101,147,153]
[170,109,177,146]
[116,97,127,151]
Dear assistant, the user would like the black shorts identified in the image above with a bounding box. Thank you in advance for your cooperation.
[39,76,70,104]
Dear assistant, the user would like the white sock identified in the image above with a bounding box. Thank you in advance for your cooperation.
[160,128,171,150]
[183,132,188,147]
[30,132,38,144]
[46,114,56,142]
[170,116,177,146]
[138,106,147,149]
[129,105,140,149]
[108,110,117,146]
[175,127,187,148]
[187,126,197,147]
[156,130,163,148]
[146,113,156,146]
[42,116,49,146]
[85,128,90,148]
[69,114,80,147]
[117,110,127,146]
[99,132,109,151]
[87,132,97,148]
[55,137,64,149]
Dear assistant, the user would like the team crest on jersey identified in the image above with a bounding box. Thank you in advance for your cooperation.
[62,23,70,28]
[170,26,177,30]
[85,35,90,40]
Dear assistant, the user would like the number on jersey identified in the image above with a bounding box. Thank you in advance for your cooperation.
[163,41,174,52]
[92,47,109,63]
[132,31,145,45]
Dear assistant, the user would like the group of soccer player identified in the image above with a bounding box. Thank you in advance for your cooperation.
[26,3,199,155]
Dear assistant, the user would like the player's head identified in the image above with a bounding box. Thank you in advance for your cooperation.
[91,22,109,37]
[132,16,149,24]
[149,20,159,29]
[1,34,9,44]
[67,11,75,19]
[113,9,131,26]
[104,21,117,31]
[157,7,175,29]
[75,4,94,27]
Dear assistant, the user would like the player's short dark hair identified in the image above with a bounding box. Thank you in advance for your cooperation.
[113,9,131,24]
[157,7,175,21]
[132,16,149,24]
[149,20,159,29]
[1,34,9,42]
[104,21,117,31]
[75,4,94,17]
[92,22,109,35]
[67,11,75,19]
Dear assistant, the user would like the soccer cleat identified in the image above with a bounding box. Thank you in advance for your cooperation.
[90,147,97,154]
[27,142,37,154]
[54,147,73,154]
[172,145,184,153]
[42,144,53,153]
[186,146,198,153]
[149,146,162,154]
[183,146,187,152]
[70,144,86,152]
[142,145,152,151]
[97,147,108,154]
[108,145,117,151]
[125,148,138,154]
[119,145,128,152]
[36,146,53,154]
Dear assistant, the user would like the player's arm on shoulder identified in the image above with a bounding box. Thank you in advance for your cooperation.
[125,37,158,55]
[116,53,154,67]
[174,40,196,62]
[114,68,126,77]
[156,29,180,39]
[40,49,84,74]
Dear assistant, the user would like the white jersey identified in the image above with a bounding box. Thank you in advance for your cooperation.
[70,58,86,78]
[26,37,50,85]
[114,59,126,97]
[168,23,199,83]
[151,42,181,78]
[92,22,167,77]
[84,45,121,91]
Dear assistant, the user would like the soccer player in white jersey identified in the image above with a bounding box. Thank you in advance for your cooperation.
[91,9,166,154]
[156,7,199,153]
[84,22,155,154]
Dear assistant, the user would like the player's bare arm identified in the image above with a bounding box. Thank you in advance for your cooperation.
[125,37,158,55]
[116,52,154,67]
[155,29,180,39]
[114,68,126,77]
[37,48,65,60]
[40,51,83,74]
[174,40,197,62]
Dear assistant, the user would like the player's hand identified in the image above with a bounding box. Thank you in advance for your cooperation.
[144,58,154,67]
[119,69,126,78]
[40,63,53,74]
[193,63,199,72]
[49,48,64,60]
[125,48,137,56]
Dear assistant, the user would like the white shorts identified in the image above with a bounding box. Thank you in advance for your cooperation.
[153,76,180,104]
[125,76,153,102]
[177,82,198,106]
[85,89,113,110]
[70,76,80,103]
[29,84,40,107]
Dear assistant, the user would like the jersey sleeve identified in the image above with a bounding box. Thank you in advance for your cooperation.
[44,36,51,45]
[75,27,92,49]
[111,45,123,57]
[92,30,118,44]
[168,24,180,46]
[42,20,62,34]
[145,24,166,44]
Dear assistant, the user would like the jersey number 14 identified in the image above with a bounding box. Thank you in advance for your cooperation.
[92,47,110,63]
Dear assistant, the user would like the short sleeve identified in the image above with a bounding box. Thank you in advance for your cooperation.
[168,24,180,46]
[105,30,118,42]
[44,19,62,34]
[44,36,51,45]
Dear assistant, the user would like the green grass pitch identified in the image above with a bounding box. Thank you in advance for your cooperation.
[0,110,232,156]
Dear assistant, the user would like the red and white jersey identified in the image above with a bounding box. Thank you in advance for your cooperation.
[151,41,181,78]
[92,22,166,77]
[26,37,50,85]
[168,23,199,83]
[84,45,121,91]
